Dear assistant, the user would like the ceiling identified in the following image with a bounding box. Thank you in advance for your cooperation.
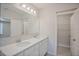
[32,3,53,9]
[1,3,79,13]
[32,3,79,11]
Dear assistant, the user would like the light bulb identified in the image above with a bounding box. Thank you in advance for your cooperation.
[27,7,30,10]
[31,9,33,12]
[22,4,26,8]
[34,11,36,14]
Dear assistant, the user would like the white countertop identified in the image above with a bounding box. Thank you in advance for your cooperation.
[0,35,48,56]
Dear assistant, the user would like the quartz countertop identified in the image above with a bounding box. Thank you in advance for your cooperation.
[0,35,48,56]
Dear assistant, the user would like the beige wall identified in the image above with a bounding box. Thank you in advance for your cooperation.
[57,14,72,47]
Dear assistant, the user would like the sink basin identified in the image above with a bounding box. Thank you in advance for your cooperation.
[33,35,40,39]
[16,41,30,47]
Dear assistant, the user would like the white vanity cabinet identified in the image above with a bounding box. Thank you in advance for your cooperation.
[0,36,48,56]
[17,53,23,56]
[23,43,39,56]
[15,44,39,56]
[16,52,24,56]
[39,38,48,56]
[15,38,48,56]
[15,51,24,56]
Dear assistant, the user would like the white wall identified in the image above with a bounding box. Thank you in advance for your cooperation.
[39,8,57,55]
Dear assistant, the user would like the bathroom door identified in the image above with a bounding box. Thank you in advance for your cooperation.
[71,8,79,56]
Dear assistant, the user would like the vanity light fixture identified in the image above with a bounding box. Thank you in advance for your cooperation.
[31,9,33,12]
[21,4,37,15]
[34,11,36,14]
[22,4,26,8]
[27,7,30,11]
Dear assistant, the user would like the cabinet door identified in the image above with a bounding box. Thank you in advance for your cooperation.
[24,44,39,56]
[15,51,24,56]
[40,38,48,56]
[32,44,39,56]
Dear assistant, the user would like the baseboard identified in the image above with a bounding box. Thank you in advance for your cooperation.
[58,44,70,48]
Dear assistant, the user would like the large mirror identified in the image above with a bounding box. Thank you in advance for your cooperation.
[0,3,39,38]
[0,17,10,38]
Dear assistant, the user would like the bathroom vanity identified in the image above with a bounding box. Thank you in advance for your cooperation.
[0,35,48,56]
[0,4,48,56]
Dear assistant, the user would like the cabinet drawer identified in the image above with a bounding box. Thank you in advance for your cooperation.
[40,38,48,56]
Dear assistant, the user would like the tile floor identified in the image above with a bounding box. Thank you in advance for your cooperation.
[57,46,72,56]
[46,46,71,56]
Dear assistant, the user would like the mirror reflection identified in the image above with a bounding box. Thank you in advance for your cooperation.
[0,3,39,47]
